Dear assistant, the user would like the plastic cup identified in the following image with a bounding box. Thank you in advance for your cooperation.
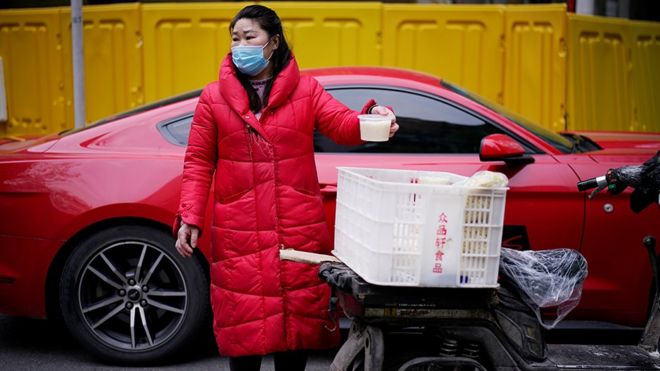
[358,114,391,142]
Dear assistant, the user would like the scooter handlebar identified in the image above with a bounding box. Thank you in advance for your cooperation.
[577,178,599,191]
[577,175,608,194]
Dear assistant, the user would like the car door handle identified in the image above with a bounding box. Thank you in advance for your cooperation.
[320,184,337,195]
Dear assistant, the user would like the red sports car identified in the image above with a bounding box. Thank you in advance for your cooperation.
[0,67,658,363]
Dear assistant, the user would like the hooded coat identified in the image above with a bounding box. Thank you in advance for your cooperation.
[174,54,374,357]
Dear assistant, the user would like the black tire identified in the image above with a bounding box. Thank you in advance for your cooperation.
[59,225,211,365]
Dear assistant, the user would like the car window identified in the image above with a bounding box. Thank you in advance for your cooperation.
[159,87,515,154]
[158,114,193,146]
[440,81,574,153]
[61,90,201,137]
[317,88,508,154]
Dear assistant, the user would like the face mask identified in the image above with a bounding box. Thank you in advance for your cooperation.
[231,41,272,76]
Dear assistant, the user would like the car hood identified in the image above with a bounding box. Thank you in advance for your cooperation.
[0,134,60,154]
[588,147,659,165]
[563,130,660,150]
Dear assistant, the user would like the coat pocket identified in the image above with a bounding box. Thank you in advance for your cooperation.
[292,186,321,198]
[217,189,251,204]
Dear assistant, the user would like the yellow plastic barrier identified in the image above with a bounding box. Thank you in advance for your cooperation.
[0,8,65,136]
[141,3,245,102]
[0,3,658,136]
[382,4,504,103]
[264,2,381,69]
[629,20,660,133]
[142,2,381,102]
[504,4,566,132]
[567,14,633,132]
[60,4,143,125]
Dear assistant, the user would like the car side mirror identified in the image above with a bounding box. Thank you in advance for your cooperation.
[480,134,534,164]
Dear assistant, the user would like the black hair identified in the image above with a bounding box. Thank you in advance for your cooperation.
[229,5,291,113]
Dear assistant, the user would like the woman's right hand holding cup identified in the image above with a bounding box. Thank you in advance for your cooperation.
[359,105,398,142]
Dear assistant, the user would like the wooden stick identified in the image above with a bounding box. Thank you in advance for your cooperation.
[279,249,340,264]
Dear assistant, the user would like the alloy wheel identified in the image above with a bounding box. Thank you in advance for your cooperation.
[77,241,187,351]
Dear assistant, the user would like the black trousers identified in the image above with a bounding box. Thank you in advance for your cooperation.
[228,350,308,371]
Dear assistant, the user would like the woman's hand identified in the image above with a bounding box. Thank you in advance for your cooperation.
[175,223,200,257]
[371,105,399,138]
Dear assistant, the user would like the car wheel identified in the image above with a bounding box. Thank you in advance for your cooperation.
[59,225,210,364]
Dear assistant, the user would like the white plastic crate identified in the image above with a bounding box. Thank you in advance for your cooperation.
[333,167,508,288]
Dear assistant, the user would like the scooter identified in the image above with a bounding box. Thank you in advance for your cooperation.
[319,152,660,370]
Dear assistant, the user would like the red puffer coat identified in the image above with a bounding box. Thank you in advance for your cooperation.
[175,54,374,357]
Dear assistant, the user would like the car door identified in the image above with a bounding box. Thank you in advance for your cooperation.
[315,86,584,253]
[564,154,659,325]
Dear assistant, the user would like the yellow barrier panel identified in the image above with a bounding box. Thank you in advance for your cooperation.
[1,4,658,136]
[142,2,381,102]
[60,4,143,126]
[382,4,504,103]
[0,8,65,136]
[629,20,660,133]
[567,14,632,132]
[504,4,566,132]
[263,2,381,69]
[141,3,245,102]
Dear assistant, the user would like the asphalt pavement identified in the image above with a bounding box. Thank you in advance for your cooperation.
[1,312,645,371]
[0,314,334,370]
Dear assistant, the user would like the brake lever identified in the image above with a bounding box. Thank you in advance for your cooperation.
[588,183,607,199]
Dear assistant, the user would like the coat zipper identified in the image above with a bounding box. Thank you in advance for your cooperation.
[247,117,291,347]
[255,116,291,346]
[269,133,291,348]
[245,123,269,351]
[247,122,289,346]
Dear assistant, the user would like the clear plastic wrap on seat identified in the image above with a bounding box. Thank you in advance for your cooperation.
[499,248,588,329]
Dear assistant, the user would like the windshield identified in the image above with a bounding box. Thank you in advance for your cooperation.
[441,81,574,153]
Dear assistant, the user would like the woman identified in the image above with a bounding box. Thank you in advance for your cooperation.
[173,5,397,370]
